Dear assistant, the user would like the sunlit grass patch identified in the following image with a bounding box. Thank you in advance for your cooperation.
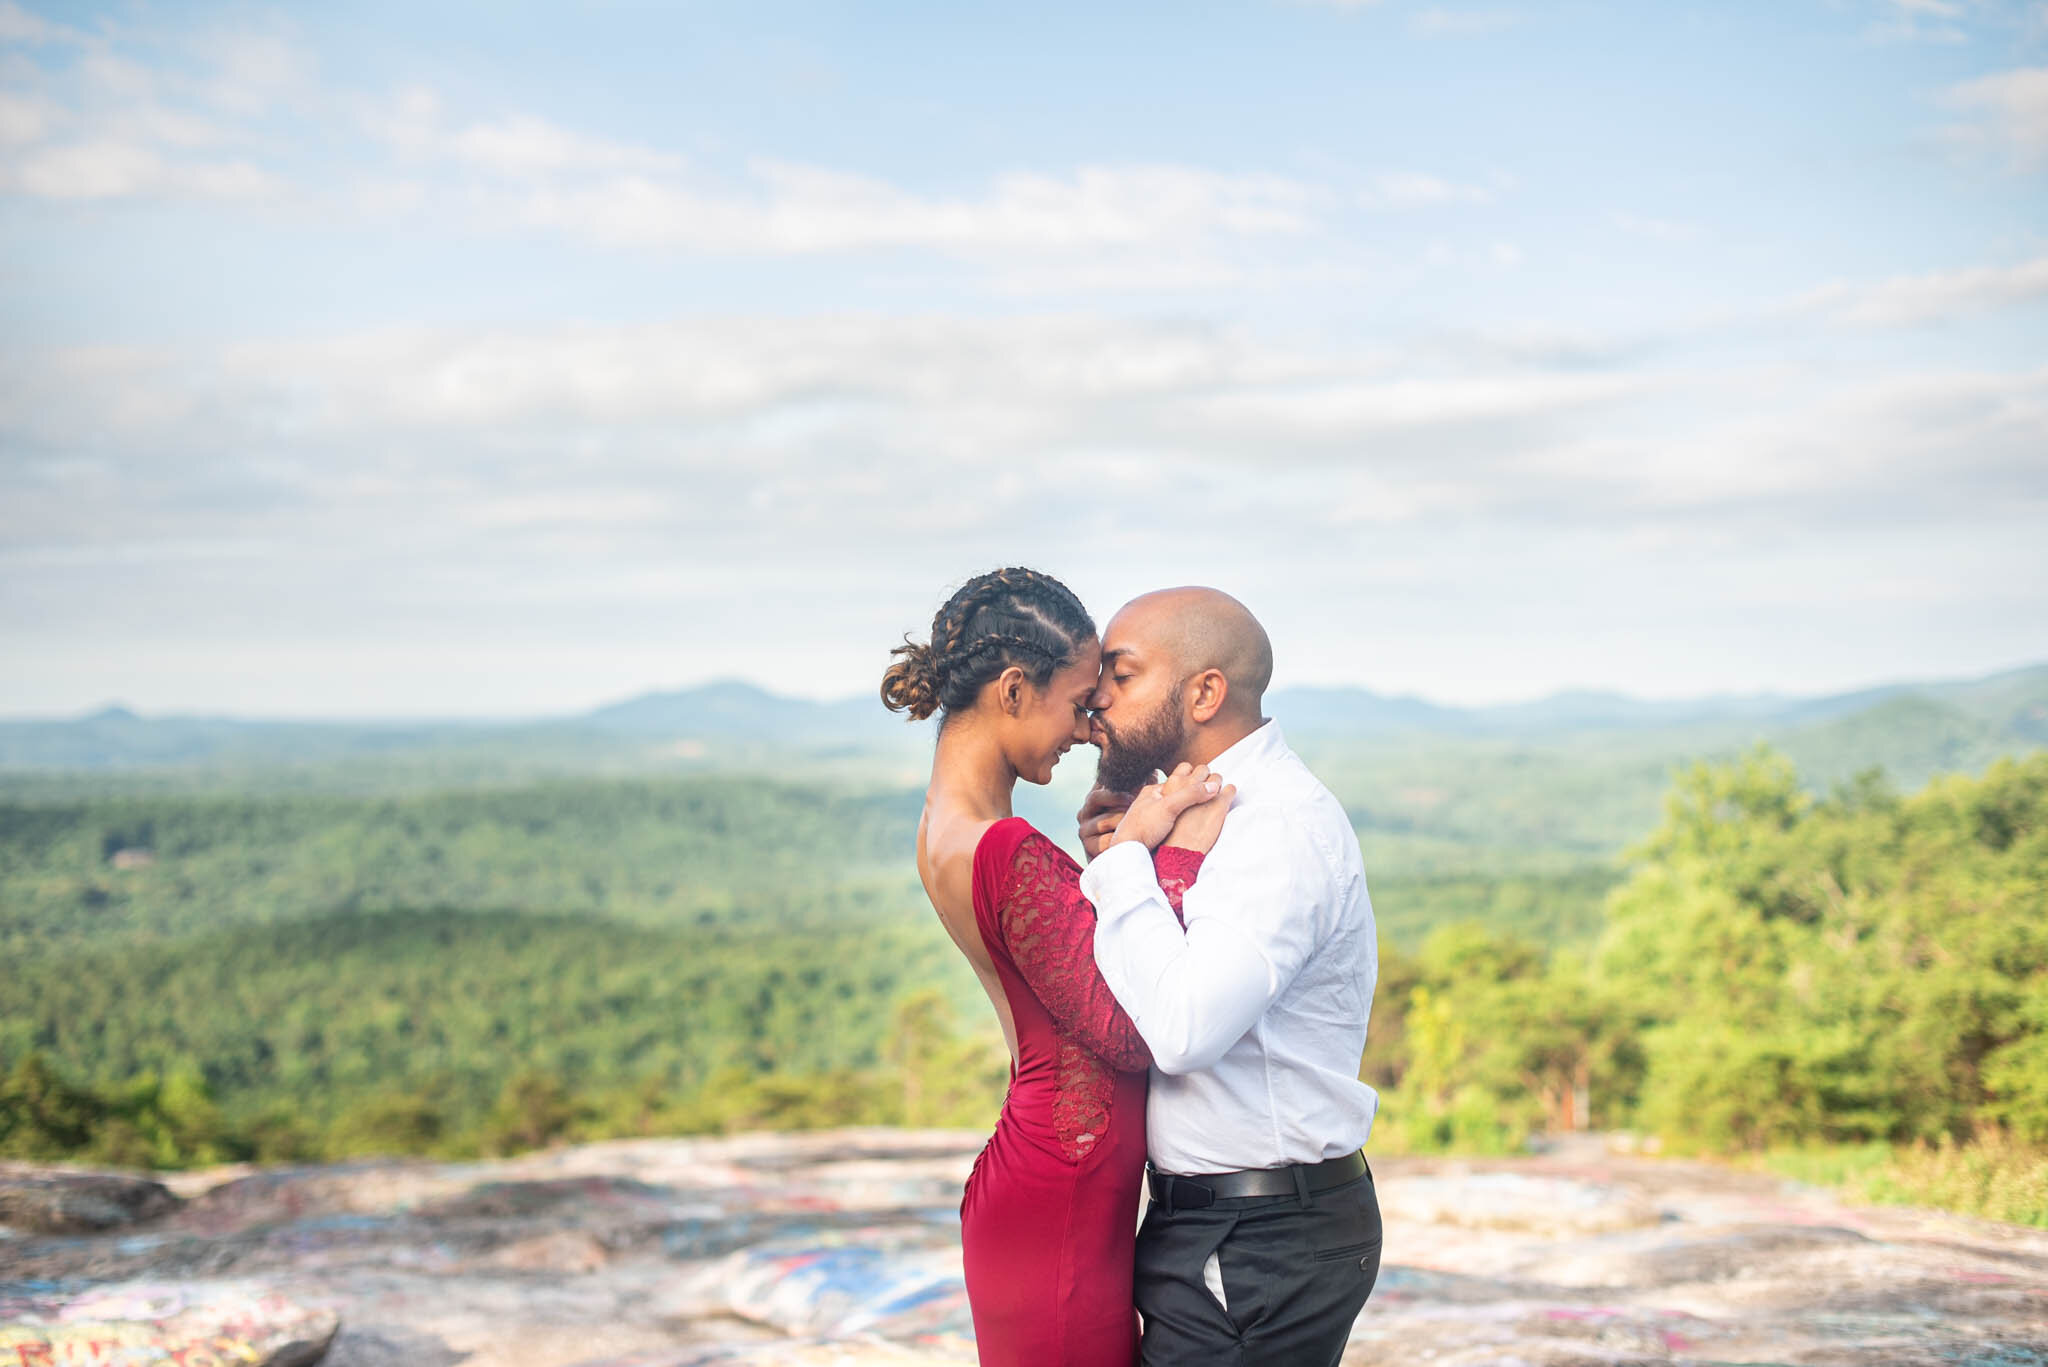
[1762,1133,2048,1229]
[1861,1132,2048,1229]
[1758,1140,1895,1190]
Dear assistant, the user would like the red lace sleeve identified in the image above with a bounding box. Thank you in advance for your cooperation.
[995,835,1205,1072]
[1155,845,1202,928]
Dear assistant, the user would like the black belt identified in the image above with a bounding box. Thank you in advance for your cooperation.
[1147,1149,1368,1211]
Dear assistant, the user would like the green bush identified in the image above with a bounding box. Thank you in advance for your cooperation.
[1863,1131,2048,1228]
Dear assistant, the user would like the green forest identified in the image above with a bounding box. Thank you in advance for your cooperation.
[1360,750,2048,1222]
[2,748,2043,1225]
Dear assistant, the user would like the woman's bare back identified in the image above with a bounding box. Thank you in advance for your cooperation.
[915,801,1020,1066]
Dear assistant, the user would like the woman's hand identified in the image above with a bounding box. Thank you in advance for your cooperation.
[1163,780,1235,855]
[1106,763,1224,852]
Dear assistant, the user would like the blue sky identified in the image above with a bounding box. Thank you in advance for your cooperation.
[2,0,2044,716]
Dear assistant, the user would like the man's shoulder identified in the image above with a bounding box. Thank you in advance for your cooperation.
[1225,782,1353,874]
[1252,748,1360,871]
[1254,743,1349,815]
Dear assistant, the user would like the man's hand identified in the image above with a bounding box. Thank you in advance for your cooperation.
[1107,763,1224,852]
[1078,783,1135,861]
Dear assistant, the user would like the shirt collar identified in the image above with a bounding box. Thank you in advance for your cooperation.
[1207,718,1285,778]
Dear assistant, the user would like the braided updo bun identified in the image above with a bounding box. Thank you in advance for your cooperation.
[880,567,1096,724]
[879,639,944,721]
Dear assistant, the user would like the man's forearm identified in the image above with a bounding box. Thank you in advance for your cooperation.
[1083,842,1274,1073]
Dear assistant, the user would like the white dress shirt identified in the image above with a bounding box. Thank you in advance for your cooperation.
[1081,720,1379,1175]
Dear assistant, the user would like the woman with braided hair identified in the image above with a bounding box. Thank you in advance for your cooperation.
[883,566,1234,1367]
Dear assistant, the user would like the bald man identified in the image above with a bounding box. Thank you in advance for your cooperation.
[1079,588,1381,1366]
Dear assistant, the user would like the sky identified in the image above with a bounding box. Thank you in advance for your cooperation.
[2,0,2045,718]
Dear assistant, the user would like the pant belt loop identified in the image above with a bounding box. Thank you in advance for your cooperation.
[1291,1162,1312,1209]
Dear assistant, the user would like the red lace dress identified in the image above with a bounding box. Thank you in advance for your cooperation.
[961,817,1203,1367]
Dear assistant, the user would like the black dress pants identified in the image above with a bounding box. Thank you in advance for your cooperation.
[1134,1168,1381,1366]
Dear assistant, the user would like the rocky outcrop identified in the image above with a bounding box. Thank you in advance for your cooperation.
[0,1165,182,1234]
[0,1280,339,1367]
[2,1130,2045,1366]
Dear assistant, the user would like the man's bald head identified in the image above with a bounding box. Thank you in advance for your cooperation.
[1107,586,1273,722]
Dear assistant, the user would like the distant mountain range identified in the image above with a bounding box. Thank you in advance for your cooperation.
[3,664,2043,779]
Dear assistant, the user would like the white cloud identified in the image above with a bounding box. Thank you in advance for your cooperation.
[1188,369,1642,439]
[192,29,312,116]
[1536,363,2048,517]
[357,85,440,158]
[1944,65,2048,166]
[9,138,156,197]
[1364,171,1492,207]
[1800,253,2048,325]
[0,88,52,143]
[5,314,2043,715]
[0,317,1280,446]
[1409,8,1519,37]
[356,83,1315,257]
[0,16,303,202]
[362,92,681,177]
[1612,212,1704,242]
[7,18,1319,257]
[0,2,80,45]
[499,159,1316,255]
[1865,0,1968,42]
[447,113,682,177]
[5,137,277,198]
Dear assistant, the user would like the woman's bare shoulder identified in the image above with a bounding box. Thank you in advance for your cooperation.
[919,809,1002,911]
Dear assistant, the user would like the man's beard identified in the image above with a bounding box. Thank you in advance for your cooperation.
[1094,694,1190,794]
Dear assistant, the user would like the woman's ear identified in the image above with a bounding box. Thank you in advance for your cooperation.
[998,664,1028,716]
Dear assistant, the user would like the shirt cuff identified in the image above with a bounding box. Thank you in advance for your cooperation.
[1079,838,1155,912]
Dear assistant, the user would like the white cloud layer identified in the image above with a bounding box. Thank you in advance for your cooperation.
[1409,9,1520,38]
[1944,65,2048,166]
[0,32,1323,254]
[5,310,2042,712]
[349,81,1325,254]
[1364,171,1495,207]
[4,312,2039,549]
[0,10,302,200]
[501,160,1316,254]
[2,3,2045,713]
[1801,253,2048,324]
[1867,0,1970,43]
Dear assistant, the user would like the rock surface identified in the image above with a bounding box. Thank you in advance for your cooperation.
[0,1279,339,1366]
[0,1165,182,1234]
[2,1130,2045,1366]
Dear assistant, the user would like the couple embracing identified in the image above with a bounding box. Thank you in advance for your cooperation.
[882,567,1382,1366]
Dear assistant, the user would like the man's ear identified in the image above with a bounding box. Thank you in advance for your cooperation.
[1188,669,1229,724]
[998,665,1029,716]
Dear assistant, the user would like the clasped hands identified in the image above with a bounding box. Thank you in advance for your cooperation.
[1078,762,1236,860]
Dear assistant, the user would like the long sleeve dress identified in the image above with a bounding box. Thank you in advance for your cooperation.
[960,815,1203,1367]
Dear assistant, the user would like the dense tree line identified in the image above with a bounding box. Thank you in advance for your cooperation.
[0,905,979,1160]
[0,777,926,955]
[1362,749,2047,1225]
[3,751,2041,1223]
